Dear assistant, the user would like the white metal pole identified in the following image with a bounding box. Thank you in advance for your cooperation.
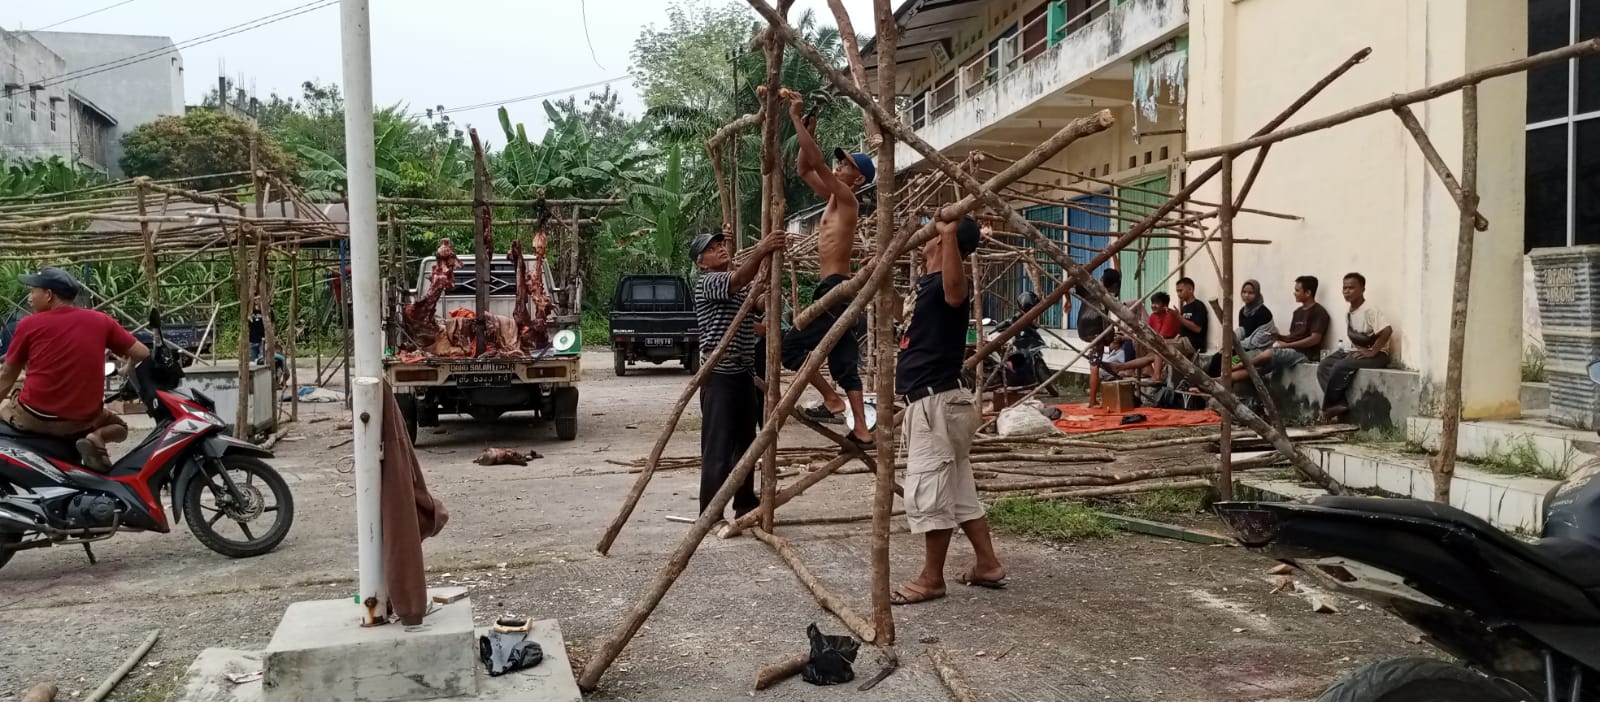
[339,0,386,624]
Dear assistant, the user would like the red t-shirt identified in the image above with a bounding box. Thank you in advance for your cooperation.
[7,307,136,421]
[1149,309,1181,338]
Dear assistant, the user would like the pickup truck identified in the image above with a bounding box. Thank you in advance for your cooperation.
[609,275,697,376]
[132,322,214,366]
[384,254,583,441]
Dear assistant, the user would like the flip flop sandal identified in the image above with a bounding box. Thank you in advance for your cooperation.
[890,583,946,606]
[847,434,877,452]
[960,570,1009,589]
[803,405,842,422]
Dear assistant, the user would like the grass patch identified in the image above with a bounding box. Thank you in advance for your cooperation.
[1348,425,1432,455]
[1477,436,1570,480]
[1523,344,1548,383]
[581,312,612,350]
[679,415,703,431]
[1102,487,1212,519]
[987,497,1112,542]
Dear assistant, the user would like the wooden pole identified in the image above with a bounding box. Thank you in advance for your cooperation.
[757,4,791,535]
[870,0,899,646]
[1186,39,1600,161]
[741,1,1344,494]
[1392,105,1490,231]
[825,0,882,150]
[927,647,979,702]
[752,527,875,643]
[469,129,492,355]
[1434,85,1479,504]
[1217,158,1235,500]
[753,655,808,690]
[234,220,252,436]
[288,248,300,422]
[594,282,768,555]
[136,180,158,311]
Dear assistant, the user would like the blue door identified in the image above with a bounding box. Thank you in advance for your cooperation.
[1065,194,1113,328]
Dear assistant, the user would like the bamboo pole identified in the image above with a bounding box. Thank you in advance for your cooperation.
[870,0,899,646]
[234,218,253,436]
[288,248,300,422]
[977,152,1301,221]
[470,130,492,355]
[1186,39,1600,161]
[927,647,979,702]
[1021,478,1214,502]
[753,655,808,690]
[1434,85,1479,504]
[826,0,881,150]
[969,48,1371,364]
[723,453,852,538]
[752,527,875,643]
[593,281,768,555]
[137,181,158,310]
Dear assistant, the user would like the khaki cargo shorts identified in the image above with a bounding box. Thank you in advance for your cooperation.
[0,398,124,439]
[902,387,984,534]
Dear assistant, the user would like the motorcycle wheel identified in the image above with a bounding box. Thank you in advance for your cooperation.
[185,455,295,559]
[1317,657,1520,702]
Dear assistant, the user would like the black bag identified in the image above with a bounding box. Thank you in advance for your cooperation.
[1077,301,1106,342]
[801,623,859,686]
[478,630,544,677]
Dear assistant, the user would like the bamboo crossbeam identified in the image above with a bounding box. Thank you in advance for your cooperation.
[752,527,876,643]
[978,154,1302,222]
[1185,39,1600,161]
[1391,105,1489,232]
[370,196,625,207]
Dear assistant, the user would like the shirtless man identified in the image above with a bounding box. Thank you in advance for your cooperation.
[778,89,876,449]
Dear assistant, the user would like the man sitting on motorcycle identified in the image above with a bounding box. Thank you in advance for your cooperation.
[0,268,150,470]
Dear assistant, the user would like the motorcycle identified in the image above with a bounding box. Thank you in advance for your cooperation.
[1213,359,1600,702]
[0,313,295,573]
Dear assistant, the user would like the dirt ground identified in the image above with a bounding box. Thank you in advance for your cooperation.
[0,350,1425,701]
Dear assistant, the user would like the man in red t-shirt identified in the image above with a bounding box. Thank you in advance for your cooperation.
[0,268,150,470]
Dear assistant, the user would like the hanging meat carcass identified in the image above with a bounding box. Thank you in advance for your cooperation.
[511,233,552,352]
[403,239,462,351]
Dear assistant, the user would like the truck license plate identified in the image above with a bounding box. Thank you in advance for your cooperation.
[455,372,516,387]
[644,337,676,347]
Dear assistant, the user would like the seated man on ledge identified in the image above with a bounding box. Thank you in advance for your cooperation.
[1216,275,1329,386]
[1318,272,1392,423]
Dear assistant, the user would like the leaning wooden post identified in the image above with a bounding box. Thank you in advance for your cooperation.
[1434,85,1480,504]
[594,283,768,555]
[1217,158,1235,500]
[234,221,253,437]
[869,0,898,646]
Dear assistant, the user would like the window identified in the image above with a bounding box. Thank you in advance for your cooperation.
[1525,0,1600,249]
[29,96,36,121]
[1021,3,1050,62]
[48,102,55,132]
[3,95,11,125]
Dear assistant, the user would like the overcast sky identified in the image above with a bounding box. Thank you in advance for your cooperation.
[6,0,879,143]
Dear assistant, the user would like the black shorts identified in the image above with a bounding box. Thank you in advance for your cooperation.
[779,274,866,392]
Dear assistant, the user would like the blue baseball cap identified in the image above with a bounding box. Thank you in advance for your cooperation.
[832,147,875,185]
[19,267,80,299]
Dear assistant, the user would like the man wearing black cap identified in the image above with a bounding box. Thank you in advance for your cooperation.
[690,225,786,524]
[0,268,149,470]
[779,91,877,450]
[891,216,1006,606]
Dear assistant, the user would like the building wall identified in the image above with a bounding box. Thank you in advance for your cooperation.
[0,28,72,164]
[1185,0,1527,419]
[33,31,185,177]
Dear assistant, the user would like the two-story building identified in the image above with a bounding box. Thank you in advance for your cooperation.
[0,27,184,176]
[799,0,1572,423]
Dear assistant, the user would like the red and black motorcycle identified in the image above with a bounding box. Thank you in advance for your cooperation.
[0,319,294,573]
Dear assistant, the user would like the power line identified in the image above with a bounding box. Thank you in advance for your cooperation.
[579,0,606,71]
[30,0,142,32]
[437,75,630,115]
[29,0,336,92]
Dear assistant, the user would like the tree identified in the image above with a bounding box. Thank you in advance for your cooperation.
[0,156,104,198]
[631,1,867,240]
[119,110,296,190]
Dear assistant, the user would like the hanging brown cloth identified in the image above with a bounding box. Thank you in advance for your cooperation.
[380,380,449,625]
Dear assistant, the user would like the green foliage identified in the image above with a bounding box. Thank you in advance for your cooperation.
[1479,436,1572,480]
[119,110,296,190]
[0,156,104,198]
[1103,487,1212,519]
[987,497,1113,542]
[1523,344,1548,383]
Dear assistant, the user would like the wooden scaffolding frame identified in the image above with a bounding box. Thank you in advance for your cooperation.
[593,10,1596,690]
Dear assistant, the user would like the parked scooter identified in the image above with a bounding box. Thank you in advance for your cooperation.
[0,312,295,573]
[1214,360,1600,701]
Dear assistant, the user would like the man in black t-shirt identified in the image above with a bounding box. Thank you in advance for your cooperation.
[1175,277,1208,352]
[1217,275,1330,384]
[890,215,1006,606]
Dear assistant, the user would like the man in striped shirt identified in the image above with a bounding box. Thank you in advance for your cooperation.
[691,225,786,522]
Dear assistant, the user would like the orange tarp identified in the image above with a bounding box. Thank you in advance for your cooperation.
[1050,403,1221,435]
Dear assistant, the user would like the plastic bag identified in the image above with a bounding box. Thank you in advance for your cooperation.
[478,631,543,677]
[996,400,1060,437]
[801,623,859,686]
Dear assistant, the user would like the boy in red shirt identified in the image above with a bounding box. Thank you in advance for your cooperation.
[0,269,150,470]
